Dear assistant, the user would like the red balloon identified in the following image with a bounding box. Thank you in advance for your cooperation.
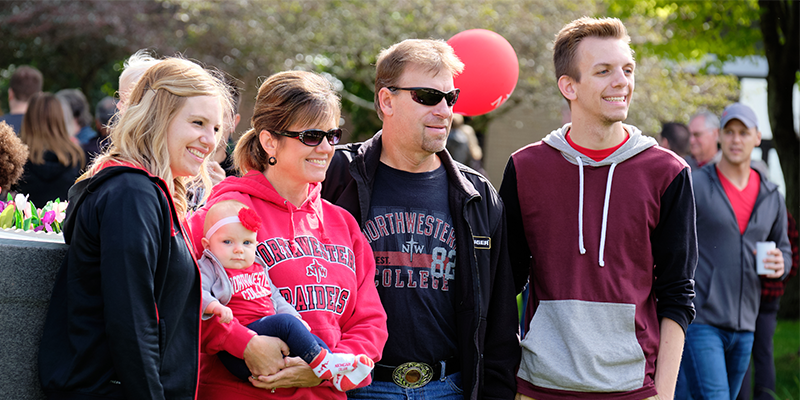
[448,29,519,116]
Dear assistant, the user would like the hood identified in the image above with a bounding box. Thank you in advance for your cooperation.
[543,123,656,166]
[209,170,324,216]
[542,123,657,267]
[207,170,330,247]
[63,163,175,245]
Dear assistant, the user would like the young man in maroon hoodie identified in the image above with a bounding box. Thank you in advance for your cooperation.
[500,17,696,400]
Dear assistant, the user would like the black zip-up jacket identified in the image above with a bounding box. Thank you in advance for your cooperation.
[38,165,202,400]
[321,131,520,400]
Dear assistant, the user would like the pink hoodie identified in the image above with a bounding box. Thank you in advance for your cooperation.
[188,170,387,400]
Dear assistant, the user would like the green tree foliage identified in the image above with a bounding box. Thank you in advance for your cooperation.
[0,0,184,108]
[159,0,740,141]
[0,1,753,151]
[159,0,598,141]
[607,0,763,63]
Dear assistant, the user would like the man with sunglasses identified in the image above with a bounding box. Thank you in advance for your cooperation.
[322,39,520,400]
[499,17,696,400]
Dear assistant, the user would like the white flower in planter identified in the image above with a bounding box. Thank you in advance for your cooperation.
[14,194,31,220]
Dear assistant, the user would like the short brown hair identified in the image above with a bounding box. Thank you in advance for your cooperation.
[553,17,632,83]
[374,39,464,120]
[0,121,28,190]
[234,71,340,174]
[10,66,43,102]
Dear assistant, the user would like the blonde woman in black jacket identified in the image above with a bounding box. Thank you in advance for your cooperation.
[38,57,231,400]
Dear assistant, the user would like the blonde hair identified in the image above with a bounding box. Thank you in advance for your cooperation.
[86,57,232,215]
[374,39,464,120]
[21,92,85,168]
[119,49,161,106]
[234,70,340,174]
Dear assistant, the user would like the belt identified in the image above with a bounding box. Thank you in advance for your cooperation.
[373,359,460,389]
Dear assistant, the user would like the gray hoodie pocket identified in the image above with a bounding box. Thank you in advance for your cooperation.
[517,300,645,392]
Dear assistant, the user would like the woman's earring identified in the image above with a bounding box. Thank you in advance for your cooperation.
[268,156,277,166]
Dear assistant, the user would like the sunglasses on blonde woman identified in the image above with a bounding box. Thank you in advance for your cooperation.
[272,128,343,147]
[387,87,460,107]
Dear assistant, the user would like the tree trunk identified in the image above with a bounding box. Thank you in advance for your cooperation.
[759,0,799,221]
[759,0,800,319]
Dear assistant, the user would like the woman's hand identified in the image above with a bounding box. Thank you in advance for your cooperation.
[243,335,289,376]
[249,356,323,390]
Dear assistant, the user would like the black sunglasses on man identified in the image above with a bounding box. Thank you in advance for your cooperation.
[387,87,460,107]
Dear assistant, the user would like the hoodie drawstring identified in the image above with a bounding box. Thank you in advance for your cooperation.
[285,200,298,252]
[284,198,332,249]
[313,201,331,244]
[576,159,617,267]
[598,163,617,267]
[577,157,586,255]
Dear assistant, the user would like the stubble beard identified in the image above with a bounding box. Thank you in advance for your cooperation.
[421,131,448,154]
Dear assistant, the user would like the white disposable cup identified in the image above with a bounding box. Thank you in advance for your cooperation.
[756,241,776,275]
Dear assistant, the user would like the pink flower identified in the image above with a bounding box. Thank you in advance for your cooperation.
[42,210,56,233]
[54,202,68,223]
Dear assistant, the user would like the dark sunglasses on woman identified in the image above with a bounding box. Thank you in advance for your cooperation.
[272,128,343,147]
[387,87,460,107]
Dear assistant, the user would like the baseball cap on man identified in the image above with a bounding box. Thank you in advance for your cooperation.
[720,103,758,129]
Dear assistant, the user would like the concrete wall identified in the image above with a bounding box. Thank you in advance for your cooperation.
[0,237,66,400]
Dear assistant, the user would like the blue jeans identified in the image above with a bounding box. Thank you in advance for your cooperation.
[347,371,464,400]
[677,324,754,400]
[217,313,329,380]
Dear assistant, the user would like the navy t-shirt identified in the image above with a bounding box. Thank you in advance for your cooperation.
[367,162,457,365]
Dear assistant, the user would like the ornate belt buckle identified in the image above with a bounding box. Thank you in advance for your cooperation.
[392,361,434,389]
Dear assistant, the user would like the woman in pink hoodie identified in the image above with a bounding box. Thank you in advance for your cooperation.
[188,70,387,400]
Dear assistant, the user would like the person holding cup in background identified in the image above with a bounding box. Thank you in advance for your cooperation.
[676,102,791,399]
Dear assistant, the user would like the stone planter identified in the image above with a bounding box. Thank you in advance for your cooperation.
[0,229,66,399]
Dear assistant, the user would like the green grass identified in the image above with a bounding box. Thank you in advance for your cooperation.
[772,319,799,400]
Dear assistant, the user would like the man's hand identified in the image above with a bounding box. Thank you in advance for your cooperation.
[762,248,785,279]
[250,356,323,390]
[243,335,289,376]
